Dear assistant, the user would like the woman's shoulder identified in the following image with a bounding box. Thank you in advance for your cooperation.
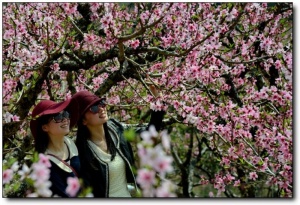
[107,118,124,131]
[64,136,78,157]
[48,156,77,174]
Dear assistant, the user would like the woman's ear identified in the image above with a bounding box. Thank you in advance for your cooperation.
[42,124,49,132]
[82,118,87,126]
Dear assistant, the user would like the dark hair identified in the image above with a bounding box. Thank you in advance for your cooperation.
[34,115,52,153]
[76,119,116,161]
[103,123,117,161]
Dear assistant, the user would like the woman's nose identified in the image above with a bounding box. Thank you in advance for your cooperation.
[98,106,103,112]
[98,105,106,112]
[62,117,70,122]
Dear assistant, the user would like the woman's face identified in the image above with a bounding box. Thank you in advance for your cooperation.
[42,111,70,137]
[82,102,108,127]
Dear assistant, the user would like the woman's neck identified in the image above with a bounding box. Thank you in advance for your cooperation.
[88,124,110,153]
[47,136,65,152]
[46,136,68,159]
[88,124,106,143]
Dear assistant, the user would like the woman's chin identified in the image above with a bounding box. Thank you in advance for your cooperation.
[99,116,108,123]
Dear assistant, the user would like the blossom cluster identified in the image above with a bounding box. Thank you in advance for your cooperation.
[136,126,177,197]
[3,153,82,197]
[2,2,293,197]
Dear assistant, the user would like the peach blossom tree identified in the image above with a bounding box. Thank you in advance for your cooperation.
[3,3,292,197]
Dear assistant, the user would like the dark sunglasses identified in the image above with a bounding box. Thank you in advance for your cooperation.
[89,98,107,114]
[50,111,70,123]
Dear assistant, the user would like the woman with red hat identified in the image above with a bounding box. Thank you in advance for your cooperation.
[70,86,165,197]
[30,99,80,197]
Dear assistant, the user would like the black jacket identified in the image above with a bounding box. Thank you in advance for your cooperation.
[78,110,165,197]
[49,156,80,197]
[48,137,81,197]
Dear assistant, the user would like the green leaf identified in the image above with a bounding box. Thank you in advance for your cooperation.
[258,160,263,166]
[123,128,136,142]
[87,23,94,31]
[13,182,21,192]
[32,71,39,80]
[6,158,17,168]
[32,151,39,163]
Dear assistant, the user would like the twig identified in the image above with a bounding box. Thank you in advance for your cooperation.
[121,74,148,104]
[68,17,84,37]
[215,55,271,65]
[75,72,93,90]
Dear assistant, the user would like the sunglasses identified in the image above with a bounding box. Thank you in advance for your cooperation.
[89,98,107,114]
[50,111,70,123]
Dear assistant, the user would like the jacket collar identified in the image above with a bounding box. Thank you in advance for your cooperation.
[46,136,78,173]
[107,123,120,149]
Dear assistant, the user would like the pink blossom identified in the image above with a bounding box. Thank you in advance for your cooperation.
[73,41,80,50]
[66,177,80,197]
[155,181,177,197]
[68,4,77,15]
[161,130,171,150]
[3,29,14,40]
[18,164,30,180]
[249,172,258,181]
[50,63,60,72]
[140,11,150,23]
[84,33,95,44]
[284,164,292,171]
[34,180,52,197]
[233,180,240,187]
[150,100,164,111]
[225,173,235,183]
[149,125,158,137]
[3,112,13,123]
[275,60,282,69]
[137,144,149,165]
[221,157,230,166]
[92,76,104,89]
[130,39,140,49]
[136,168,156,188]
[11,161,20,172]
[140,131,154,145]
[188,23,196,32]
[108,95,120,105]
[38,153,51,168]
[30,163,51,184]
[3,169,13,184]
[101,14,112,27]
[62,3,70,10]
[90,3,100,13]
[278,181,290,190]
[141,187,155,197]
[1,2,293,198]
[172,101,180,109]
[153,155,173,176]
[11,115,20,122]
[26,193,39,197]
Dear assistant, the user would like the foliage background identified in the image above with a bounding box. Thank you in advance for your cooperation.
[0,0,296,199]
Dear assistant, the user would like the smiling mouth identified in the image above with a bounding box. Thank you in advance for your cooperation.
[99,113,106,118]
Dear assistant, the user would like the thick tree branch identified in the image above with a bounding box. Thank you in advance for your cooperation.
[117,3,172,41]
[183,128,194,166]
[3,52,63,140]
